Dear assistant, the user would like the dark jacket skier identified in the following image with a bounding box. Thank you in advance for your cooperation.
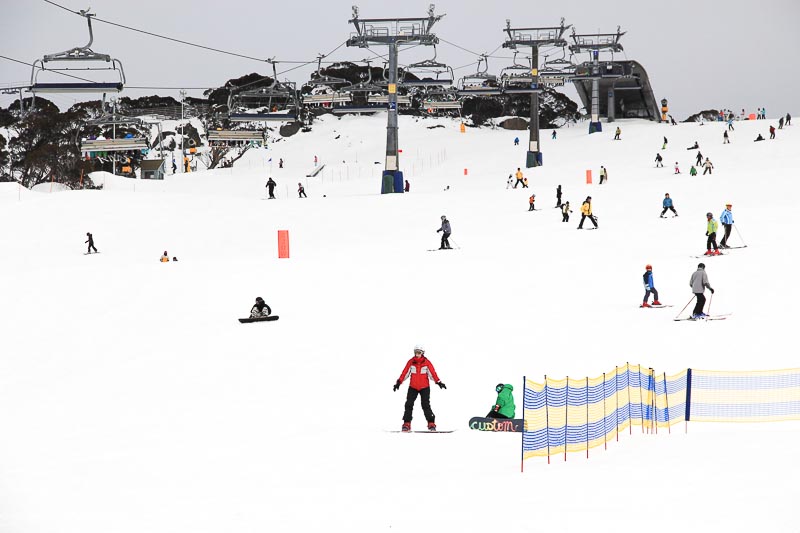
[250,297,272,318]
[437,216,452,249]
[85,232,97,254]
[487,383,515,419]
[655,153,663,167]
[266,177,277,199]
[555,184,562,207]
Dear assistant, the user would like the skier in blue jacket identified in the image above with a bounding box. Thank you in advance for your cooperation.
[719,203,734,248]
[660,193,678,218]
[641,264,661,308]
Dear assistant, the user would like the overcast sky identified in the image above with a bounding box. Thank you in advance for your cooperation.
[2,0,798,120]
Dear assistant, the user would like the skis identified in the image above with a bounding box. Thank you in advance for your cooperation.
[238,316,280,323]
[427,248,457,252]
[84,251,101,255]
[640,304,673,308]
[691,253,725,258]
[674,313,731,322]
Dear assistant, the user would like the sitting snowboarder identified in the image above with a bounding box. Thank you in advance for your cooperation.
[487,383,515,419]
[250,297,272,318]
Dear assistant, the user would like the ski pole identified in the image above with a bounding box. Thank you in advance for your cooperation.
[707,291,714,316]
[675,295,694,320]
[449,238,460,250]
[734,225,747,247]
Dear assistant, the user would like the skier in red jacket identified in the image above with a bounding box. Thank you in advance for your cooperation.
[393,345,446,432]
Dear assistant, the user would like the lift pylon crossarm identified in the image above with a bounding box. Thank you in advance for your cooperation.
[568,27,626,54]
[502,18,571,49]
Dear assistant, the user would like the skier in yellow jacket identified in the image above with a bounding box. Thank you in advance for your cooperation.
[577,196,598,229]
[704,213,720,256]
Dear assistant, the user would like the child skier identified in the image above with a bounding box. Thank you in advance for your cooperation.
[266,177,277,199]
[561,201,572,223]
[674,162,680,174]
[690,165,698,176]
[160,251,170,262]
[506,175,514,189]
[641,264,661,308]
[487,384,515,419]
[660,193,678,217]
[250,296,272,318]
[85,232,98,254]
[705,212,720,255]
[614,127,621,140]
[528,194,536,211]
[655,153,663,167]
[662,136,668,150]
[393,345,446,432]
[298,182,307,198]
[702,158,714,175]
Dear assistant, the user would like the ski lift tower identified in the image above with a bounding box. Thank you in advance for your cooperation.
[347,5,443,194]
[502,18,570,168]
[569,27,625,134]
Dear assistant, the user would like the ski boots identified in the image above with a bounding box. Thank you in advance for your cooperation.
[652,300,661,306]
[401,422,411,432]
[641,302,651,308]
[713,250,721,255]
[704,250,713,256]
[427,422,437,432]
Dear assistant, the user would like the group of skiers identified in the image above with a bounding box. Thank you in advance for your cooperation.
[642,262,715,320]
[265,178,308,199]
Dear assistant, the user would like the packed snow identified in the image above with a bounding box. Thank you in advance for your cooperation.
[0,113,797,532]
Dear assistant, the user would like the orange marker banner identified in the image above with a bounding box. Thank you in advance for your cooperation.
[585,170,592,184]
[278,230,290,258]
[464,168,468,176]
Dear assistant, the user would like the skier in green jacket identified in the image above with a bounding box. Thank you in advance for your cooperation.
[487,384,515,419]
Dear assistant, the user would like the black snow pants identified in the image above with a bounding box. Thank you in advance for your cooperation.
[720,224,732,247]
[693,293,707,316]
[403,387,435,423]
[440,232,451,249]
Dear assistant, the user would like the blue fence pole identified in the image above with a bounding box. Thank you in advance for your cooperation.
[521,375,526,473]
[685,368,693,433]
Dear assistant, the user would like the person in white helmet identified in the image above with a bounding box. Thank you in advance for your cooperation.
[393,345,446,432]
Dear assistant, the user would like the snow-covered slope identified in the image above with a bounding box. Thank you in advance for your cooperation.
[0,114,797,532]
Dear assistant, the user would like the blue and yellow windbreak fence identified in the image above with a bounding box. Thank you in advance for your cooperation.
[522,365,800,463]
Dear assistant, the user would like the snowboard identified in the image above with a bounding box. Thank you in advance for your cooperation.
[468,417,525,432]
[238,315,280,323]
[387,430,455,434]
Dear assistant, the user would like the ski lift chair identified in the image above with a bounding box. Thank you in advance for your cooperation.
[30,10,125,100]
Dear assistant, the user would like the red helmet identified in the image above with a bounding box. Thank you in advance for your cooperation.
[645,264,652,270]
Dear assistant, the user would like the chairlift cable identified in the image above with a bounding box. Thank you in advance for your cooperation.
[1,54,96,83]
[43,0,269,63]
